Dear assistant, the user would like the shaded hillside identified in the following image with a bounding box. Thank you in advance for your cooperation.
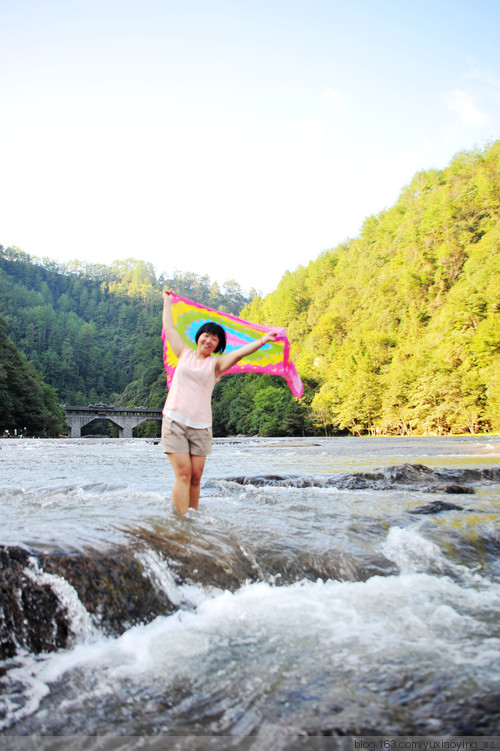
[242,142,500,435]
[0,317,66,435]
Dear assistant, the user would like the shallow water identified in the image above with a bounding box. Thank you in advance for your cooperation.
[0,435,499,743]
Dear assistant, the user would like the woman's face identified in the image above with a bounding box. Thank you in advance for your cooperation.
[197,331,220,356]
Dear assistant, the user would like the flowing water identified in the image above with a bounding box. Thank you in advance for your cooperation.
[0,435,499,747]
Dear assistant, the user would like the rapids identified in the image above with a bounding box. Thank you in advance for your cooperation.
[0,435,499,745]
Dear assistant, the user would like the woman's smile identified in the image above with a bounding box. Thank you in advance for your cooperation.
[197,333,220,355]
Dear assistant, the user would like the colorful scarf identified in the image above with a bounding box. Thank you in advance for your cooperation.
[162,294,304,398]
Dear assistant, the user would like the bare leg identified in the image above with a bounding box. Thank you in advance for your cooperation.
[188,454,206,510]
[167,453,206,514]
[168,453,192,514]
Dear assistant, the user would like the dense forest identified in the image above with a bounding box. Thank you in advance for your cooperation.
[0,252,266,435]
[0,317,66,436]
[1,141,499,436]
[243,142,500,436]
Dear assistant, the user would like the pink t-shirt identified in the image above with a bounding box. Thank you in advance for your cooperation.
[163,348,220,428]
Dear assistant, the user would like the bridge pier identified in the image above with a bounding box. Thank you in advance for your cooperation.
[119,424,134,439]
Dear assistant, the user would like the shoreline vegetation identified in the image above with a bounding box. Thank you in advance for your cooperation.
[1,142,499,438]
[1,433,499,442]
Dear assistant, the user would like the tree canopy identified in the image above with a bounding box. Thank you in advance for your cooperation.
[242,142,500,435]
[0,317,66,435]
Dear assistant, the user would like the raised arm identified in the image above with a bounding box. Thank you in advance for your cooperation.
[215,331,277,376]
[162,290,187,359]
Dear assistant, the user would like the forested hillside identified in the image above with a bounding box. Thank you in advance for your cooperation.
[0,317,66,435]
[1,142,499,437]
[0,250,258,434]
[242,142,500,435]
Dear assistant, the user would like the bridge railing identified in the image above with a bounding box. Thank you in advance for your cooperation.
[64,405,163,416]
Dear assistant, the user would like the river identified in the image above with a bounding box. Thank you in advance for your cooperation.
[0,435,499,747]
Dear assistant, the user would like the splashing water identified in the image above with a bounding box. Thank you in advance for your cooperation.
[0,435,499,739]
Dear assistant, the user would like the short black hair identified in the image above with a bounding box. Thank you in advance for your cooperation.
[195,322,226,353]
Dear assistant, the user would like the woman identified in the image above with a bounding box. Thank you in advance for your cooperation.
[161,289,277,515]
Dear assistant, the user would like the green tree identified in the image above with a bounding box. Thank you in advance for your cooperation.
[0,317,66,435]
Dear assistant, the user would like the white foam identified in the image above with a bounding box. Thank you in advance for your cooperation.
[136,548,183,607]
[3,565,500,731]
[382,525,485,585]
[25,557,97,641]
[37,572,500,677]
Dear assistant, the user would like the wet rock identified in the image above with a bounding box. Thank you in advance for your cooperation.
[0,516,399,660]
[0,520,268,659]
[373,463,477,493]
[328,472,383,490]
[38,547,175,636]
[129,526,260,591]
[410,500,464,514]
[0,547,70,659]
[436,466,500,483]
[0,543,176,658]
[227,474,306,486]
[443,483,475,494]
[383,462,434,482]
[225,462,495,494]
[450,692,500,735]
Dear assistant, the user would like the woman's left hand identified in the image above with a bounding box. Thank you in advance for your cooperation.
[261,331,278,345]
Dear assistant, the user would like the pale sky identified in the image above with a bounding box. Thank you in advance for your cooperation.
[1,0,499,295]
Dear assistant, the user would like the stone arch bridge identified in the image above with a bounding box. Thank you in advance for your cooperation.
[64,404,163,438]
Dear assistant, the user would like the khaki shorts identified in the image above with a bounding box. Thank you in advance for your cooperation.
[161,417,212,456]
